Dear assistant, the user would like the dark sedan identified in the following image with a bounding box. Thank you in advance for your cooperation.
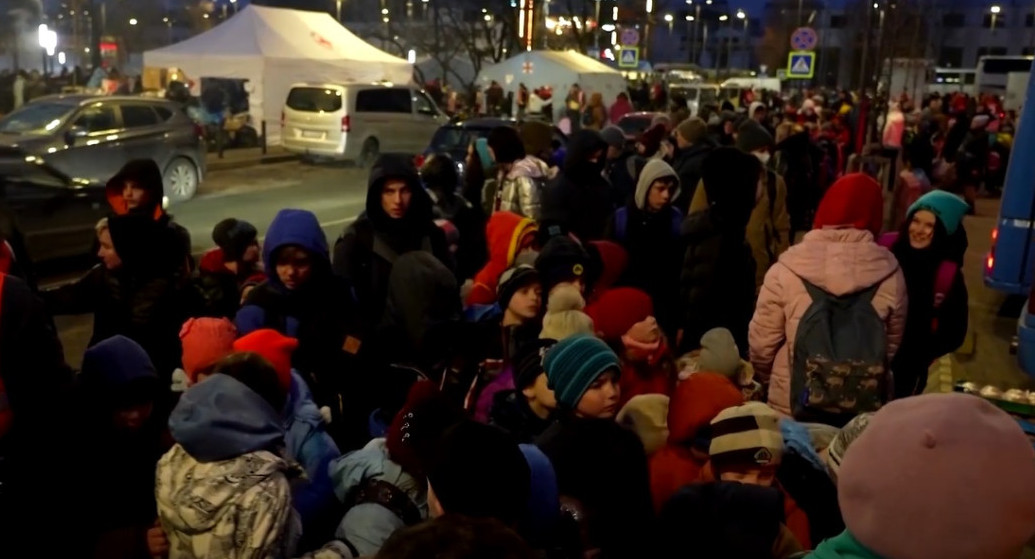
[419,117,566,171]
[0,94,206,203]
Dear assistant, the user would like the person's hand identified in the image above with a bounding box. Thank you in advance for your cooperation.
[146,521,169,558]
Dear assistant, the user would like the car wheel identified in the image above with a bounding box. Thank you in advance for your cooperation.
[359,138,379,168]
[164,158,199,203]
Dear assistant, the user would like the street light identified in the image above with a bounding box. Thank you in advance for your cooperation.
[719,14,728,21]
[128,17,137,25]
[990,5,1002,34]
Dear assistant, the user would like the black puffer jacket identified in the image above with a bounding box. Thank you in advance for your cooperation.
[668,138,715,213]
[539,130,612,243]
[333,154,453,328]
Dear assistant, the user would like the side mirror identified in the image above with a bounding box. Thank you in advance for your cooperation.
[65,126,88,145]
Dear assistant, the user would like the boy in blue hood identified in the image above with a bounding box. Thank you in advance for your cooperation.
[66,335,169,558]
[236,208,365,449]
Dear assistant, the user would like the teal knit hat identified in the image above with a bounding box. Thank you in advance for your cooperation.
[907,190,969,235]
[543,334,621,410]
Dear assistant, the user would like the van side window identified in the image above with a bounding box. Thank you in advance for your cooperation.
[73,104,118,133]
[356,88,412,113]
[413,91,437,114]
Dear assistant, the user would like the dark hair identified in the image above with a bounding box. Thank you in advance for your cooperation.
[462,141,487,206]
[376,515,535,559]
[487,126,526,165]
[213,352,286,412]
[421,153,459,193]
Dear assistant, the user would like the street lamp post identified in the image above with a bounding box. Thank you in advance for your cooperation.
[990,5,1001,34]
[335,0,343,21]
[665,13,674,35]
[685,15,694,62]
[737,10,747,72]
[719,14,730,75]
[594,0,601,50]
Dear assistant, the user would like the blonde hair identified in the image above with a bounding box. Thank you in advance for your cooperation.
[95,217,109,235]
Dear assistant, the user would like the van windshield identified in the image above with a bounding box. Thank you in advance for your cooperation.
[286,87,343,112]
[0,102,74,135]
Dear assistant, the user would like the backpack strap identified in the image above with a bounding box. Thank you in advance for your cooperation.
[766,170,778,218]
[614,208,628,242]
[348,478,422,527]
[933,261,958,309]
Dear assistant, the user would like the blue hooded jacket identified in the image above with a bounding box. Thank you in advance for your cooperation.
[169,373,284,462]
[236,209,330,337]
[285,370,341,524]
[80,334,158,391]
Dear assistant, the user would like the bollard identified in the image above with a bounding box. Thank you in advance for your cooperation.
[261,120,267,155]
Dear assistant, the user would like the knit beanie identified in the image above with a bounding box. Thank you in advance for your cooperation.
[497,265,540,311]
[813,173,884,238]
[179,317,237,383]
[823,412,874,483]
[543,334,621,410]
[838,393,1035,559]
[539,285,595,341]
[600,125,626,150]
[535,236,590,297]
[638,122,668,156]
[487,125,526,164]
[232,329,299,394]
[211,218,258,262]
[907,189,969,235]
[617,394,670,456]
[514,339,557,390]
[585,240,628,299]
[386,380,467,478]
[709,402,784,473]
[427,421,532,525]
[676,117,708,145]
[735,120,774,153]
[696,328,741,380]
[584,287,654,343]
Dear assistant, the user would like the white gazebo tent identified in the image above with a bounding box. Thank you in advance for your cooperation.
[477,50,627,121]
[143,5,413,143]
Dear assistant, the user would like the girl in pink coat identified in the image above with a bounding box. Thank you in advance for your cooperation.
[748,174,908,416]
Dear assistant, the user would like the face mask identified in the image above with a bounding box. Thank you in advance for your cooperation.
[755,152,771,165]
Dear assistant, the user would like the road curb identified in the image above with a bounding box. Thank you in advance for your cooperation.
[206,153,298,173]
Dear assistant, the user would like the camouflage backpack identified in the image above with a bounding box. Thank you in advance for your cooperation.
[791,279,891,427]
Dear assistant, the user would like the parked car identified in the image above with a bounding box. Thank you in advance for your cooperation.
[0,154,109,263]
[281,82,447,165]
[615,111,666,141]
[418,117,568,173]
[0,94,206,202]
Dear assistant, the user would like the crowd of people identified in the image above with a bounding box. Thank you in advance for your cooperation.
[0,82,1033,559]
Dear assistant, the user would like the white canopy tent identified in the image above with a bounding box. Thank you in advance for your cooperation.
[477,50,627,121]
[143,5,412,144]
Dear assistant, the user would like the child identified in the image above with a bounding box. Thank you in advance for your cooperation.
[197,218,264,317]
[156,353,300,559]
[543,334,621,420]
[677,327,763,401]
[490,339,559,443]
[178,317,237,386]
[539,284,595,342]
[535,236,590,297]
[466,212,539,307]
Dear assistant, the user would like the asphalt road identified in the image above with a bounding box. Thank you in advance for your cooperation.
[52,160,370,368]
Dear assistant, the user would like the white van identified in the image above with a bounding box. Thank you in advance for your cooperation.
[281,82,447,165]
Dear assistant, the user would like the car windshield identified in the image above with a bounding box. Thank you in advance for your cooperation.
[618,116,652,136]
[429,125,496,153]
[0,102,74,135]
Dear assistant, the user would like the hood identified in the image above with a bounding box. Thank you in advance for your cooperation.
[329,438,425,504]
[381,251,460,352]
[634,158,680,211]
[779,229,900,296]
[507,155,549,181]
[107,213,176,274]
[365,153,434,230]
[811,531,887,559]
[519,444,560,546]
[286,371,323,427]
[748,102,766,118]
[485,211,538,273]
[80,335,158,391]
[106,159,164,219]
[169,374,285,462]
[586,240,628,298]
[667,373,744,446]
[562,129,608,180]
[156,444,289,535]
[262,209,329,286]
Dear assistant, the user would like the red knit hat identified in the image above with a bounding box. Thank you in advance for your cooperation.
[232,329,299,394]
[585,287,655,343]
[813,173,884,238]
[386,380,466,479]
[179,318,237,383]
[586,240,629,302]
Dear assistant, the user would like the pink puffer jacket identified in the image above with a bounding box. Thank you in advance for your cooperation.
[749,228,908,415]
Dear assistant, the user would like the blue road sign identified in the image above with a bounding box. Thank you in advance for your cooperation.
[787,50,816,79]
[619,47,640,68]
[790,27,818,51]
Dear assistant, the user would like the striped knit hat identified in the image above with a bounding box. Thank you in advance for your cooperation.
[543,335,620,410]
[709,402,784,472]
[824,412,875,482]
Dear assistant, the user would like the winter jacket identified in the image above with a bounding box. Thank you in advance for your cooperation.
[539,130,613,242]
[668,139,715,213]
[809,531,887,559]
[67,336,168,559]
[688,169,792,291]
[158,374,300,559]
[607,159,684,336]
[749,228,908,415]
[328,438,428,557]
[466,212,538,306]
[610,96,633,123]
[333,155,452,327]
[490,389,556,444]
[494,155,550,220]
[429,190,486,282]
[678,209,757,354]
[285,371,341,527]
[605,151,637,209]
[194,248,264,318]
[649,372,744,511]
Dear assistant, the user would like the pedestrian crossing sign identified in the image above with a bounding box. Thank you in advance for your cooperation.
[619,47,640,68]
[787,50,815,79]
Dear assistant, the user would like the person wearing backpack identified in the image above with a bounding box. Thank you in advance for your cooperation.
[606,158,684,338]
[749,174,907,424]
[487,126,551,221]
[883,190,969,398]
